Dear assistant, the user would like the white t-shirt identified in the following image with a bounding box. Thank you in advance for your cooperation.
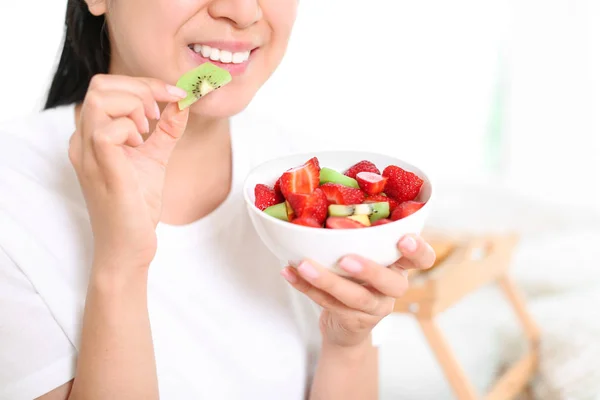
[0,105,386,400]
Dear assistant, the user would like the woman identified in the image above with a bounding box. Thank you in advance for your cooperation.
[0,0,435,399]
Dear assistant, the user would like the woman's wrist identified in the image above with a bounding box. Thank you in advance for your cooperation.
[320,335,372,364]
[91,256,151,292]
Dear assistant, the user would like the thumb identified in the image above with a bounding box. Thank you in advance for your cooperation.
[140,102,189,165]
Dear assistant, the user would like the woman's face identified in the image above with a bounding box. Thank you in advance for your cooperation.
[87,0,298,118]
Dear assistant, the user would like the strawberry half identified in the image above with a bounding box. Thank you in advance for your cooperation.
[364,194,399,212]
[320,183,365,205]
[382,165,424,202]
[292,217,323,228]
[390,201,425,221]
[279,157,321,199]
[325,217,367,229]
[274,178,283,199]
[344,160,381,179]
[254,184,283,211]
[287,188,328,224]
[356,172,388,195]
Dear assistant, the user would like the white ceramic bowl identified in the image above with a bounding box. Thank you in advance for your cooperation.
[243,151,434,276]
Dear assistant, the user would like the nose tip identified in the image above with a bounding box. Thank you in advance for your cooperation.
[208,0,262,29]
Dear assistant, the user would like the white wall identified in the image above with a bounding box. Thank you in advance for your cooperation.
[0,0,597,212]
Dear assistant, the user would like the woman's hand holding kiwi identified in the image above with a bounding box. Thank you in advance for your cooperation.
[69,74,189,271]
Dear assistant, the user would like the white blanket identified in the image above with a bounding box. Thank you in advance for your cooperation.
[379,182,600,399]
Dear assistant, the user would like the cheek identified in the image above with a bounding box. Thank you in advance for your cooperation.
[262,0,298,60]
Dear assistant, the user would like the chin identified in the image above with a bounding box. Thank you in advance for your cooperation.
[187,82,258,119]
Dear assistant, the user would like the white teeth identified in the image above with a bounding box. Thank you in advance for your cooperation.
[209,48,221,61]
[220,50,233,63]
[191,44,252,64]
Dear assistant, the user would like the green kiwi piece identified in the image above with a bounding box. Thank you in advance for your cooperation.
[264,202,289,221]
[328,202,389,222]
[368,202,390,223]
[329,203,376,217]
[176,63,232,110]
[320,168,360,188]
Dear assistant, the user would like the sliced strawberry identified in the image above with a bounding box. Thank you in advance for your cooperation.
[356,172,388,195]
[364,194,399,212]
[344,160,381,179]
[279,158,321,199]
[325,217,367,229]
[254,184,283,211]
[287,188,328,224]
[292,217,323,228]
[371,218,393,226]
[390,201,426,221]
[320,183,365,205]
[382,165,424,202]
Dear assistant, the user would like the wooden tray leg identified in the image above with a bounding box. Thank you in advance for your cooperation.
[418,318,479,400]
[498,275,540,346]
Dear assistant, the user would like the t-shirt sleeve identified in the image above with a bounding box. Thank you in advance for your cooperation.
[0,248,76,400]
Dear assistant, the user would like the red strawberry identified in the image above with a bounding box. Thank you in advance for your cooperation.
[391,201,425,221]
[364,194,399,212]
[320,183,365,205]
[274,178,283,199]
[371,218,393,226]
[287,188,328,224]
[279,158,321,199]
[382,165,424,202]
[292,217,323,228]
[325,217,367,229]
[254,184,282,211]
[356,172,388,195]
[344,160,381,179]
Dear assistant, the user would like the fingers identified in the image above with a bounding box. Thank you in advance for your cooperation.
[140,103,190,167]
[286,261,390,315]
[92,118,142,181]
[281,267,345,311]
[88,74,187,120]
[337,256,409,298]
[395,234,436,270]
[82,91,150,142]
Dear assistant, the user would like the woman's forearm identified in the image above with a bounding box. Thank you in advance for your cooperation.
[310,338,378,400]
[68,263,158,400]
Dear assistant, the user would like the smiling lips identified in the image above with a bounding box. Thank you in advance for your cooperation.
[189,44,251,64]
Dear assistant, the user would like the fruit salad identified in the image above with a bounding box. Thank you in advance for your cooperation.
[253,157,427,229]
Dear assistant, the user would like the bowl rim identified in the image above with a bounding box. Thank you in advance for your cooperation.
[242,150,434,235]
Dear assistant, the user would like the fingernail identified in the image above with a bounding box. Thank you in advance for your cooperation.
[154,103,161,120]
[166,85,188,99]
[281,268,298,284]
[400,236,418,253]
[143,117,150,133]
[298,261,319,280]
[339,257,363,274]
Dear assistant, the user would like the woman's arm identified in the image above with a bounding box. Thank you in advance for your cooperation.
[309,339,378,400]
[68,265,158,400]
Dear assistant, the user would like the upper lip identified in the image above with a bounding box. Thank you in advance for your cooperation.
[189,41,258,52]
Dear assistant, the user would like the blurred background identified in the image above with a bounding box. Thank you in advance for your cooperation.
[1,0,599,399]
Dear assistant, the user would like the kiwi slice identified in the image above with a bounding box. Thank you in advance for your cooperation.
[264,202,289,221]
[328,202,389,222]
[368,202,390,223]
[320,168,360,189]
[176,63,232,110]
[329,204,374,217]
